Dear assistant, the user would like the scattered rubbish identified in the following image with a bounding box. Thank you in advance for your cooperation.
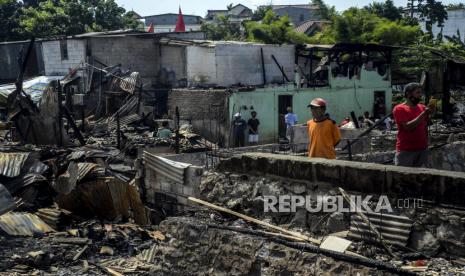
[100,246,114,256]
[319,235,352,253]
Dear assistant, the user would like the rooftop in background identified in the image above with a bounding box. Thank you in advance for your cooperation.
[143,13,203,26]
[270,4,317,10]
[206,4,252,20]
[0,30,207,45]
[294,20,329,35]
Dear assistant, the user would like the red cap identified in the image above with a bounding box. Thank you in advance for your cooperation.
[308,98,327,107]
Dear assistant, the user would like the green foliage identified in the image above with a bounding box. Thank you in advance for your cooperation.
[0,0,22,41]
[364,0,403,21]
[201,14,242,41]
[311,0,336,20]
[417,0,448,35]
[446,3,465,10]
[251,5,272,21]
[123,11,144,31]
[309,8,421,45]
[245,10,311,44]
[0,0,140,40]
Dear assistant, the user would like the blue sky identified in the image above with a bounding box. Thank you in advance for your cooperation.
[115,0,459,17]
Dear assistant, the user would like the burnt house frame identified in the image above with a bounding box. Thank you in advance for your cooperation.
[297,43,393,88]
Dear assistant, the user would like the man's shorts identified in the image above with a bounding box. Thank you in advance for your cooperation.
[394,150,429,168]
[248,134,259,143]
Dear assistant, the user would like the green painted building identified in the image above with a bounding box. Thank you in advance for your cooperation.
[228,44,392,143]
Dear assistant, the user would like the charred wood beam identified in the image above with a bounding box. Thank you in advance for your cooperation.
[271,55,290,82]
[116,112,121,149]
[15,38,35,94]
[260,47,267,85]
[175,106,180,154]
[62,106,85,145]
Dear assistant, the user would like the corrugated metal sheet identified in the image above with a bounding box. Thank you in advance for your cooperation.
[0,212,54,236]
[56,178,149,225]
[108,114,141,130]
[68,149,120,160]
[348,212,413,247]
[119,72,140,94]
[143,151,189,184]
[138,244,157,263]
[0,184,16,216]
[0,152,30,177]
[4,173,47,194]
[111,97,138,119]
[77,162,99,181]
[55,162,99,195]
[68,150,86,161]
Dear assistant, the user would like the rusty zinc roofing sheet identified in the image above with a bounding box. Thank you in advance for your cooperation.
[0,212,54,236]
[0,152,30,178]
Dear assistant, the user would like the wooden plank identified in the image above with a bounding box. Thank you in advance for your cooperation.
[188,196,321,245]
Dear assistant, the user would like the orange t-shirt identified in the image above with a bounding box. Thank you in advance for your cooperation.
[307,118,341,159]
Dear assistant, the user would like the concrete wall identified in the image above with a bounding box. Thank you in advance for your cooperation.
[186,46,217,86]
[185,44,295,87]
[215,43,295,87]
[168,89,230,144]
[89,37,159,84]
[42,39,86,75]
[0,42,43,82]
[159,45,186,87]
[219,153,465,206]
[144,163,203,210]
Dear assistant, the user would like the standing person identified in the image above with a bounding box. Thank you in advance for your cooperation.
[384,115,393,131]
[232,113,247,147]
[393,83,434,167]
[357,116,365,128]
[363,111,375,127]
[284,107,298,142]
[247,111,260,145]
[307,98,341,159]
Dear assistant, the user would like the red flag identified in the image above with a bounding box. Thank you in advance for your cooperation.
[147,23,154,33]
[175,7,186,32]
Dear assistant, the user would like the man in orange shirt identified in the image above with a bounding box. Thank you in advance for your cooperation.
[307,98,341,159]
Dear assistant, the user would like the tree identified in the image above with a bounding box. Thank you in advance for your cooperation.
[309,8,421,45]
[123,11,144,31]
[311,0,336,20]
[18,0,140,38]
[0,0,23,41]
[201,14,242,41]
[415,0,448,36]
[245,10,311,44]
[251,5,272,21]
[364,0,403,21]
